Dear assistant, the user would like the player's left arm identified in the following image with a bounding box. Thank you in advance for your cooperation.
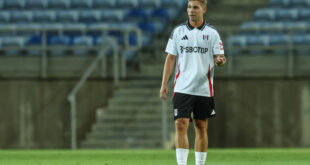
[214,54,226,66]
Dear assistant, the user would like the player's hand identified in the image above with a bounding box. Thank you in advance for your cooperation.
[214,54,226,66]
[160,85,168,100]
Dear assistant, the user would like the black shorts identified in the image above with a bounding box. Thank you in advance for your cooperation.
[173,92,216,120]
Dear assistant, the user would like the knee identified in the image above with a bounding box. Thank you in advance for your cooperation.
[175,119,189,131]
[194,122,207,132]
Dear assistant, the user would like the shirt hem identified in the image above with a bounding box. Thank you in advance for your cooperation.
[174,91,213,97]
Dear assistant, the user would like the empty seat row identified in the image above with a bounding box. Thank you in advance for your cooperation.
[0,0,185,10]
[0,8,171,23]
[254,8,310,21]
[269,0,310,8]
[228,34,310,55]
[241,21,310,32]
[0,35,139,59]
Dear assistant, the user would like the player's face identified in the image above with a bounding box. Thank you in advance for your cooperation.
[187,1,206,22]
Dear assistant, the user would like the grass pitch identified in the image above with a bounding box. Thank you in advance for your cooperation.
[0,148,309,165]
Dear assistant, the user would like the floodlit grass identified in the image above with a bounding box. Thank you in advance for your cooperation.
[0,148,309,165]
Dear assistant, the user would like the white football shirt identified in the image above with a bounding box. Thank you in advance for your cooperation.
[165,20,224,97]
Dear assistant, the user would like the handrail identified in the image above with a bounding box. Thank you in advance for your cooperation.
[67,38,118,149]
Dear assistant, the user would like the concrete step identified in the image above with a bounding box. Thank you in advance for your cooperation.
[86,132,162,141]
[96,118,162,124]
[113,88,159,97]
[81,139,162,149]
[108,98,161,106]
[107,104,162,109]
[98,109,164,117]
[92,123,162,131]
[118,80,161,88]
[87,130,162,138]
[97,111,163,118]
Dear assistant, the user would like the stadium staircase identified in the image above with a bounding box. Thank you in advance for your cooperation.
[81,0,269,149]
[81,79,174,149]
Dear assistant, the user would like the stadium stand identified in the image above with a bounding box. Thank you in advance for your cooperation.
[0,0,186,61]
[228,0,310,56]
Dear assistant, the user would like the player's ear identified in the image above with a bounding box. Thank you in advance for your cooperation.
[204,5,207,13]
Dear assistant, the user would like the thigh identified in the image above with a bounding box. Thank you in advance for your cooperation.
[173,93,195,120]
[193,96,215,120]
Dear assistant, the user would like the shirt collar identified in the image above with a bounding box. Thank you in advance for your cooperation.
[186,20,207,31]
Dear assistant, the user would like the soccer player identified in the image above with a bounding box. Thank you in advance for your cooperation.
[159,0,226,165]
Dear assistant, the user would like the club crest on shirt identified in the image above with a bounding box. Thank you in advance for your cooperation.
[203,35,209,40]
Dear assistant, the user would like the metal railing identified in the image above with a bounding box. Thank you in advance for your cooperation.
[0,24,143,149]
[65,25,142,149]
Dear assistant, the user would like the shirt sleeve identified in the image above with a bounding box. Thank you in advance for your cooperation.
[212,32,224,55]
[165,29,178,56]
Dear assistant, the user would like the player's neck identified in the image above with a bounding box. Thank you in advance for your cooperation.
[189,19,204,28]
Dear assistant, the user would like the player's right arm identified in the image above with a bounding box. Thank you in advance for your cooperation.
[160,54,176,100]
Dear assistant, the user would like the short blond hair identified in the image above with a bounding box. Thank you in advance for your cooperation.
[188,0,207,5]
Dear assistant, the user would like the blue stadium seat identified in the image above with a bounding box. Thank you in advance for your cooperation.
[70,0,92,9]
[285,21,307,32]
[275,9,298,22]
[32,11,56,23]
[62,23,86,37]
[72,36,93,56]
[164,8,179,20]
[161,0,184,8]
[137,22,155,45]
[10,11,32,23]
[298,9,310,21]
[254,8,276,21]
[15,23,41,35]
[0,24,17,36]
[246,35,270,55]
[47,0,69,9]
[116,0,138,8]
[227,35,247,55]
[268,0,290,8]
[101,10,125,22]
[25,34,43,56]
[25,0,47,9]
[47,35,70,55]
[0,11,10,23]
[261,22,284,34]
[150,9,169,22]
[1,36,25,56]
[290,0,310,8]
[241,22,262,30]
[139,0,160,8]
[269,34,290,55]
[78,10,100,24]
[92,0,116,8]
[124,9,147,24]
[56,11,78,23]
[3,0,25,9]
[0,1,3,9]
[293,33,310,55]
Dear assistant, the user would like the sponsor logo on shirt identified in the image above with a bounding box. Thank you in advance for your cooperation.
[180,46,209,54]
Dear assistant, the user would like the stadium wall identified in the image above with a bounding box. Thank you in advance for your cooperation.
[0,80,114,148]
[188,78,310,148]
[0,79,309,148]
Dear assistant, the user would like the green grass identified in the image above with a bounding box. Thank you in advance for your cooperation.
[0,148,309,165]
